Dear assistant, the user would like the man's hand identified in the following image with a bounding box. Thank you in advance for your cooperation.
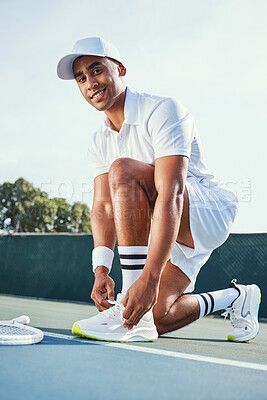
[122,275,159,329]
[91,266,115,311]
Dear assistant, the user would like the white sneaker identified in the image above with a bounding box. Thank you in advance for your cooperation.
[222,279,261,342]
[72,293,158,342]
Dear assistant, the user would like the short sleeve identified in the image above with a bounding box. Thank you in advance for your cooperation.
[147,98,195,159]
[88,131,109,179]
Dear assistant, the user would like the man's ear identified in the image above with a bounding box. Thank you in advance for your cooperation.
[118,63,126,77]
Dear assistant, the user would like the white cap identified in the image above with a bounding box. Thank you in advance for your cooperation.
[57,37,123,80]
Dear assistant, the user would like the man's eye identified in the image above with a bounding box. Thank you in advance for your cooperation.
[78,76,85,83]
[93,68,102,75]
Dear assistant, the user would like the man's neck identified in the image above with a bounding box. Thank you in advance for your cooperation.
[104,88,127,132]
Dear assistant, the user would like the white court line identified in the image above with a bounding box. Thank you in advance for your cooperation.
[43,331,267,372]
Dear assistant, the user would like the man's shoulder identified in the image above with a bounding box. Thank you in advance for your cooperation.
[129,88,186,120]
[131,88,188,122]
[131,87,172,106]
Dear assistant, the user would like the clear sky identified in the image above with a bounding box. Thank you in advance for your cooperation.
[0,0,266,233]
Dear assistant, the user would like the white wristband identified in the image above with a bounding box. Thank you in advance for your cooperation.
[92,246,114,273]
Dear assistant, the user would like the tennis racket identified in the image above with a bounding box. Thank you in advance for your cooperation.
[0,315,44,345]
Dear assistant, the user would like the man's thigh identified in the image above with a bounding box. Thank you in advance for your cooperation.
[108,158,157,209]
[109,158,193,247]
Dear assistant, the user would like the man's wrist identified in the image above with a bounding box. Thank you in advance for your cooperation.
[92,246,114,274]
[94,265,110,276]
[141,266,161,286]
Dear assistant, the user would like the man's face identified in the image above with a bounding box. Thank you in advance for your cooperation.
[72,55,126,112]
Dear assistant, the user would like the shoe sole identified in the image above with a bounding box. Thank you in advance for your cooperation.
[228,286,261,343]
[72,324,158,343]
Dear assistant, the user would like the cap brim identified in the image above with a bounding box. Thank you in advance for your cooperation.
[57,52,107,80]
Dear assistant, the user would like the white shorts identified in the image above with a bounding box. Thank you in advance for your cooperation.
[170,179,238,293]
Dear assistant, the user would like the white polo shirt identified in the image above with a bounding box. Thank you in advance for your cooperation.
[89,87,217,186]
[88,87,238,290]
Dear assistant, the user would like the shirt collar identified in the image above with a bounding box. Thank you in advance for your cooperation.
[104,86,139,130]
[123,87,139,125]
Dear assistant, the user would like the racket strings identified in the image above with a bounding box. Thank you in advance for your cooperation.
[0,325,34,336]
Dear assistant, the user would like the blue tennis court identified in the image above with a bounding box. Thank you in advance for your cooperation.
[1,295,266,400]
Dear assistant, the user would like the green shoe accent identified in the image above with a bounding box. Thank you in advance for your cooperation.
[227,334,258,343]
[72,324,126,342]
[227,335,243,342]
[72,324,155,343]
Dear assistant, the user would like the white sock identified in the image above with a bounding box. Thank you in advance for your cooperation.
[194,287,239,318]
[118,246,148,295]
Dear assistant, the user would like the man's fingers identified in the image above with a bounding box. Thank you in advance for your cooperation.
[122,301,134,321]
[123,292,129,308]
[93,289,111,310]
[96,292,111,309]
[123,304,143,327]
[122,292,142,324]
[123,297,152,328]
[95,298,111,311]
[132,311,144,326]
[96,304,105,312]
[124,306,147,328]
[107,283,115,302]
[91,275,115,310]
[100,299,112,309]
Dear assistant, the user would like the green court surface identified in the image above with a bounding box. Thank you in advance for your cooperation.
[0,294,266,400]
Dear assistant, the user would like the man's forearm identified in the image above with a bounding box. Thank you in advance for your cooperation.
[91,204,116,250]
[142,193,183,282]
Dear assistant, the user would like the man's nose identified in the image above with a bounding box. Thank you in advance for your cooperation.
[87,76,98,91]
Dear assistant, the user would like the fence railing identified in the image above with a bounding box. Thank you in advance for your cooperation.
[0,233,266,318]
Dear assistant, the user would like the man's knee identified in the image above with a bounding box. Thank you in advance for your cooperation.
[108,158,138,190]
[108,158,156,208]
[153,303,167,326]
[152,305,170,334]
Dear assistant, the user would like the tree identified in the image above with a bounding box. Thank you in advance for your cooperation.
[0,178,43,232]
[71,202,91,233]
[53,197,73,233]
[0,178,92,233]
[26,196,58,232]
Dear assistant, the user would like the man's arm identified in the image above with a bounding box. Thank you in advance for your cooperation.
[123,155,189,327]
[91,173,116,249]
[144,155,188,279]
[91,173,116,311]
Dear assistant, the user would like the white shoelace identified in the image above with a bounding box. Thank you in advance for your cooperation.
[222,306,242,328]
[221,279,241,327]
[102,300,125,318]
